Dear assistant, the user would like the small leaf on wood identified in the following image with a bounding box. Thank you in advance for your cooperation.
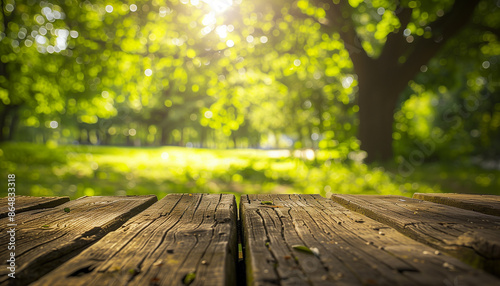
[292,245,314,255]
[64,208,71,213]
[183,271,196,285]
[128,268,140,275]
[261,201,274,205]
[260,205,281,208]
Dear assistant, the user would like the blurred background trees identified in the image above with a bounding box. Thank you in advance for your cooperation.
[1,0,499,163]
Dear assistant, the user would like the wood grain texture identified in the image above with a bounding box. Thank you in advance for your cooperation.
[0,195,157,286]
[413,193,500,217]
[33,194,238,286]
[241,194,499,286]
[0,196,70,218]
[332,194,500,277]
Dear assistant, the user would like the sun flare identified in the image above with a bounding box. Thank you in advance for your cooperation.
[202,0,233,13]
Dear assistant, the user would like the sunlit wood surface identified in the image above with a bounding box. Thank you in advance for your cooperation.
[244,194,500,286]
[413,193,500,217]
[1,193,499,285]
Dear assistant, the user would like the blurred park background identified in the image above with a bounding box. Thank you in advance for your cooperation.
[0,0,499,200]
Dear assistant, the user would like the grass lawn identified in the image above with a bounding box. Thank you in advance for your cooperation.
[1,143,499,201]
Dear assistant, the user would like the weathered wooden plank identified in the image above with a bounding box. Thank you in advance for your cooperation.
[33,194,238,286]
[0,196,70,218]
[242,194,499,286]
[413,193,500,217]
[0,195,157,286]
[332,194,500,277]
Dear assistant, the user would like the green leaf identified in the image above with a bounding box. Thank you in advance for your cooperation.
[128,268,140,275]
[64,207,71,213]
[261,201,274,205]
[292,245,314,255]
[183,271,196,285]
[41,225,50,228]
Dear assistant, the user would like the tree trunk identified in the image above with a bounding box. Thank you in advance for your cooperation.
[101,131,110,145]
[161,126,170,146]
[231,132,237,148]
[357,82,400,162]
[179,127,184,147]
[316,0,481,162]
[200,127,207,148]
[0,104,19,142]
[94,129,100,145]
[296,126,303,149]
[79,129,86,144]
[0,107,8,142]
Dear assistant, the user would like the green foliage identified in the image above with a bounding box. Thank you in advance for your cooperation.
[393,1,500,160]
[0,0,498,166]
[1,0,362,149]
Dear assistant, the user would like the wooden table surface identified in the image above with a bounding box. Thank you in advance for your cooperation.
[1,193,499,286]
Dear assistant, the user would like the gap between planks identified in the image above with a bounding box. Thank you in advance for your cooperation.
[0,196,69,218]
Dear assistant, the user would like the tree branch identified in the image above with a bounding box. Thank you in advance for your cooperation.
[378,7,412,67]
[395,0,481,92]
[427,0,481,39]
[271,0,373,76]
[323,1,371,72]
[472,24,500,40]
[396,6,412,29]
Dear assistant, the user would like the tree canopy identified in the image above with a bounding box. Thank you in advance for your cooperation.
[1,0,499,162]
